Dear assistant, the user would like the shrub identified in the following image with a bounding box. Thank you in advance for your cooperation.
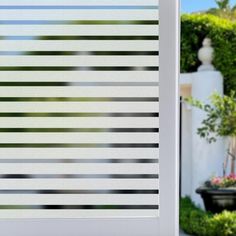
[180,197,236,236]
[181,14,236,95]
[180,197,211,236]
[208,211,236,236]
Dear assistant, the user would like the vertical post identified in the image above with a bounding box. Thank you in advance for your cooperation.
[191,38,224,206]
[159,0,179,234]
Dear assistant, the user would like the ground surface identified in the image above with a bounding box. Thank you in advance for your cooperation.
[180,230,191,236]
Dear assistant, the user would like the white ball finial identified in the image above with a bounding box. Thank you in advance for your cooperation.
[198,38,215,71]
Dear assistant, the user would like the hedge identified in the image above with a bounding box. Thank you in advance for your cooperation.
[181,14,236,95]
[180,197,236,236]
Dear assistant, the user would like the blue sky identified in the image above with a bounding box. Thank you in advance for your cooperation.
[182,0,236,13]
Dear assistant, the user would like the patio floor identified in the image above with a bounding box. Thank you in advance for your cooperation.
[180,230,191,236]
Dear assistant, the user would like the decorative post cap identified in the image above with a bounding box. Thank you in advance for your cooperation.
[198,38,215,72]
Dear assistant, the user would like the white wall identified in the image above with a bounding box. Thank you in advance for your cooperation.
[180,71,225,207]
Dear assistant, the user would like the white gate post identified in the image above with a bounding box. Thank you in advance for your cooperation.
[191,38,224,206]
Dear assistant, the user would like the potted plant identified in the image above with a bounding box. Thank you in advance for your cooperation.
[186,91,236,213]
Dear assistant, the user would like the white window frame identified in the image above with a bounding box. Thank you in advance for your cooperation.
[0,0,179,235]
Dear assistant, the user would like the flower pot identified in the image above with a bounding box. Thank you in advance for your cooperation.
[196,187,236,213]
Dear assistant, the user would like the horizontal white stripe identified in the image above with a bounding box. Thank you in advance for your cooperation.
[0,210,158,218]
[0,148,159,159]
[0,71,159,82]
[0,87,159,97]
[0,179,159,190]
[0,0,159,6]
[0,194,159,205]
[0,40,159,52]
[0,25,158,36]
[0,133,159,144]
[0,117,159,128]
[0,163,158,174]
[0,55,159,67]
[0,10,158,21]
[0,102,159,113]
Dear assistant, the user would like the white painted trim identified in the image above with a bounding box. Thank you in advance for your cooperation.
[159,0,179,235]
[0,0,179,234]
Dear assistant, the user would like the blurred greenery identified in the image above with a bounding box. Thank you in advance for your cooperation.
[180,197,236,236]
[207,0,236,21]
[181,14,236,95]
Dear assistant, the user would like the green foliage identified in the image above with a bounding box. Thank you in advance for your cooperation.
[215,0,230,10]
[180,197,236,236]
[208,211,236,236]
[185,91,236,143]
[181,14,236,95]
[180,197,211,236]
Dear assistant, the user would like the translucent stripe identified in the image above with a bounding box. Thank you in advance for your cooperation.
[0,0,159,7]
[0,163,159,174]
[0,117,159,128]
[0,25,159,36]
[0,71,159,82]
[0,10,158,21]
[0,6,158,10]
[0,55,159,67]
[0,102,159,113]
[0,194,159,205]
[0,148,159,159]
[0,40,159,52]
[0,86,159,97]
[0,209,159,218]
[0,179,159,190]
[0,133,159,144]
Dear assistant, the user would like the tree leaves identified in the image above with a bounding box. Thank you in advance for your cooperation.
[185,91,236,143]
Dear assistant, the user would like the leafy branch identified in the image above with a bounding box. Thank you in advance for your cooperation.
[185,91,236,143]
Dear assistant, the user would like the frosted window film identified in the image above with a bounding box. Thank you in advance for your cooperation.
[0,0,159,218]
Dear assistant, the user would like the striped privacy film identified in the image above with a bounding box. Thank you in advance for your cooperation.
[0,0,159,218]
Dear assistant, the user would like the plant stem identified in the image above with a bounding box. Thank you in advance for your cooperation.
[229,137,236,175]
